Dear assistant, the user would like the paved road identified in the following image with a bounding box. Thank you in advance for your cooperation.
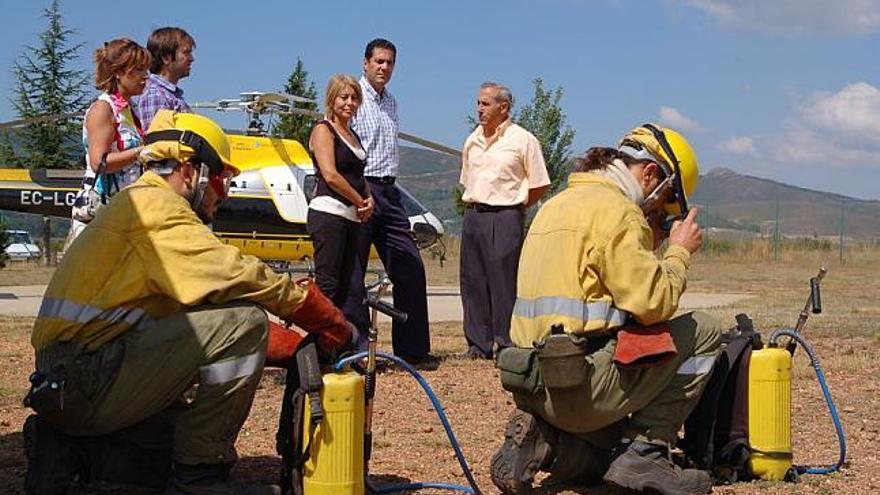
[0,285,751,321]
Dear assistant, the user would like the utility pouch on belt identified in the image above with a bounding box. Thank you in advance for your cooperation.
[24,340,124,432]
[496,347,542,396]
[535,330,589,389]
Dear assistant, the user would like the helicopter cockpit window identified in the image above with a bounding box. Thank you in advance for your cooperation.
[303,174,317,203]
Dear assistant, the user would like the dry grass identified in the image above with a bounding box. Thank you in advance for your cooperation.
[1,246,879,494]
[0,262,55,287]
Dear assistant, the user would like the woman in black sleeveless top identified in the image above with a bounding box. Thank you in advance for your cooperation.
[307,74,373,307]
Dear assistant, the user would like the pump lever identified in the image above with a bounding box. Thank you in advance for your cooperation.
[789,267,828,355]
[366,296,408,324]
[810,277,822,314]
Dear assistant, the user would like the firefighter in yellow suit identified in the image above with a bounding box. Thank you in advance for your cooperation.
[25,110,349,495]
[491,125,721,495]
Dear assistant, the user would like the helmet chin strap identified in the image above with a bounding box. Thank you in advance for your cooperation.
[190,163,211,211]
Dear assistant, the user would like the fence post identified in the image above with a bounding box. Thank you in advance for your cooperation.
[839,200,845,264]
[43,216,52,267]
[773,196,780,262]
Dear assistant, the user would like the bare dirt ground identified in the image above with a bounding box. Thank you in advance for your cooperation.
[1,248,878,494]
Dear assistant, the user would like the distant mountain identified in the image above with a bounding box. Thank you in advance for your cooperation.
[397,147,880,239]
[692,168,880,239]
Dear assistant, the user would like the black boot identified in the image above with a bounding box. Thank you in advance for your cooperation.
[23,414,89,495]
[164,462,281,495]
[603,440,712,495]
[545,430,610,487]
[490,410,555,495]
[83,418,173,489]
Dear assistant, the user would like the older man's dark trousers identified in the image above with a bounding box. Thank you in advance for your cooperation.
[460,206,524,358]
[343,182,430,358]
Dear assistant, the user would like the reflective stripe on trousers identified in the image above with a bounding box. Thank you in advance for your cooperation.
[38,297,154,330]
[199,351,265,386]
[513,296,629,328]
[677,355,716,375]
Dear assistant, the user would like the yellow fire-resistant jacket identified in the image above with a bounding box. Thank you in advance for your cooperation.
[32,171,307,352]
[510,172,691,347]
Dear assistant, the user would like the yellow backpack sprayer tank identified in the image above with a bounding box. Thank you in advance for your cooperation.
[681,267,846,484]
[747,345,793,479]
[280,275,483,495]
[302,372,365,495]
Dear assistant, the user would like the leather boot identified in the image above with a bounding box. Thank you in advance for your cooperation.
[603,440,713,495]
[490,410,555,495]
[545,430,610,487]
[164,462,281,495]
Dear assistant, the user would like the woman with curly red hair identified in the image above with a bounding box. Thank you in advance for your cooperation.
[69,38,151,241]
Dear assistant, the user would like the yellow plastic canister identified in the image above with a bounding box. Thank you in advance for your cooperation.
[303,371,365,495]
[748,345,793,480]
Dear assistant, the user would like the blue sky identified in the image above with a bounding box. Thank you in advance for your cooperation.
[1,0,878,199]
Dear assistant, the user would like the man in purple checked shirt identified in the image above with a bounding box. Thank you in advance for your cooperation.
[134,27,195,130]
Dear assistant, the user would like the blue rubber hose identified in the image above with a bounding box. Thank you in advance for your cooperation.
[768,329,846,475]
[335,352,483,494]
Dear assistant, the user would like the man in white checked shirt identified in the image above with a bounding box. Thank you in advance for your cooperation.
[342,38,436,368]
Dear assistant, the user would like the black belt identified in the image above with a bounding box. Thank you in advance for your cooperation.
[366,176,396,185]
[465,202,521,213]
[582,332,614,354]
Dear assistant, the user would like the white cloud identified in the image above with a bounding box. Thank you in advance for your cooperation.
[658,106,702,133]
[719,136,756,155]
[774,82,880,166]
[679,0,880,35]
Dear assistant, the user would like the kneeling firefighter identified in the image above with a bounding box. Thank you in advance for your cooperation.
[24,109,354,495]
[492,124,722,495]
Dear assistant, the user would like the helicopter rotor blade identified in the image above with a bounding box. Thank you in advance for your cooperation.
[0,111,84,130]
[195,92,462,158]
[272,107,460,157]
[276,92,317,105]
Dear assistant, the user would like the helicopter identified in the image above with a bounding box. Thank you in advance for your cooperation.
[0,91,456,265]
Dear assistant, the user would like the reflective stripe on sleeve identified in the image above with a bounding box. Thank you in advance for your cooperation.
[513,297,629,327]
[199,351,265,386]
[677,355,716,375]
[38,297,154,329]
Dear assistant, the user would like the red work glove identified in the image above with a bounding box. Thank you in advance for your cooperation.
[613,324,678,369]
[287,278,353,354]
[266,321,305,368]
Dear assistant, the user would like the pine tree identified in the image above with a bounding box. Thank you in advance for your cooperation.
[11,0,89,169]
[273,58,319,145]
[0,130,19,167]
[514,78,576,196]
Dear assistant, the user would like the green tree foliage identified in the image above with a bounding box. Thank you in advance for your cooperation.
[11,0,88,169]
[0,130,19,167]
[514,78,576,195]
[273,58,319,145]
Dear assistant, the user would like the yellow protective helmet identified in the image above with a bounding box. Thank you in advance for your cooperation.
[619,123,699,216]
[140,109,240,177]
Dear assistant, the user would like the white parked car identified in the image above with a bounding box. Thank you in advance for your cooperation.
[4,230,42,262]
